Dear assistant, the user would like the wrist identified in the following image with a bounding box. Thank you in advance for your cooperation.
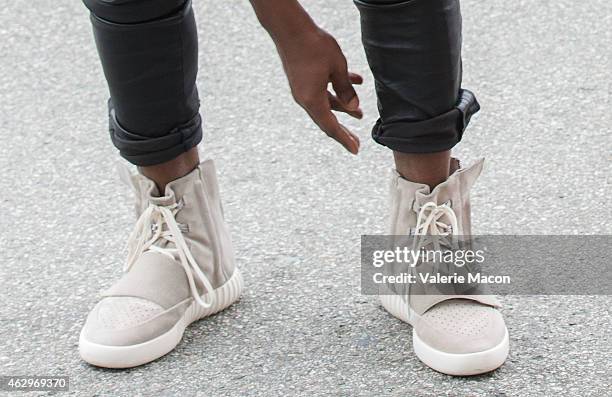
[269,22,320,48]
[250,0,319,46]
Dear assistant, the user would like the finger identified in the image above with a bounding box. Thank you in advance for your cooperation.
[331,68,360,111]
[305,99,360,154]
[327,91,363,119]
[339,123,361,155]
[349,72,364,85]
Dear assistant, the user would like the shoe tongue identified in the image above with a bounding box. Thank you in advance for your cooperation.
[413,173,459,211]
[162,165,200,197]
[134,161,201,204]
[414,187,453,211]
[413,158,484,211]
[148,194,176,207]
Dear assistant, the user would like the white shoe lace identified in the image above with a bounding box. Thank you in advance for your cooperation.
[124,200,215,309]
[407,202,461,304]
[411,201,460,253]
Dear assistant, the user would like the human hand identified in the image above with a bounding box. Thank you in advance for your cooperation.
[275,28,363,154]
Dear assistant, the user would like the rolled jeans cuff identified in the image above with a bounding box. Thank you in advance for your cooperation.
[108,102,202,166]
[372,89,480,153]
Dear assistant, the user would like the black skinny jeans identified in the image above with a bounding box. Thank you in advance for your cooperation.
[83,0,480,166]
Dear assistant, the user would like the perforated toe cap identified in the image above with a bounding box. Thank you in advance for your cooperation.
[96,297,164,330]
[414,299,507,354]
[81,297,187,347]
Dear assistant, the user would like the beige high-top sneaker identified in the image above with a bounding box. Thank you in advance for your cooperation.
[79,160,243,368]
[380,158,508,376]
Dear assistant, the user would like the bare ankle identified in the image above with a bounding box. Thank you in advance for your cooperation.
[139,147,200,193]
[393,150,451,189]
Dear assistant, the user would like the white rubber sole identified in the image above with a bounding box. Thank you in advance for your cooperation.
[380,294,509,376]
[79,269,244,369]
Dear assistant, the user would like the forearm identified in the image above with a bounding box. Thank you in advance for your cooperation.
[249,0,319,45]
